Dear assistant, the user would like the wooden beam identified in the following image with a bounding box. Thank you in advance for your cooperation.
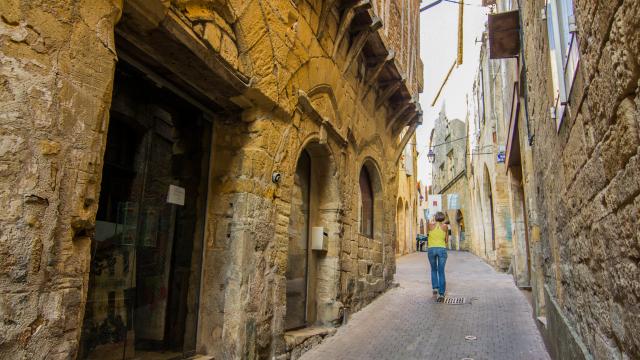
[393,103,422,136]
[375,77,405,109]
[394,117,420,164]
[361,50,394,100]
[386,96,416,131]
[431,58,456,107]
[332,0,371,58]
[317,0,338,38]
[342,17,382,74]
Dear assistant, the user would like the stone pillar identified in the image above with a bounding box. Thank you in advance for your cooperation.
[0,2,120,358]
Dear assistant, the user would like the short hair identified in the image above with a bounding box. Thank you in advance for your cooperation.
[434,212,446,222]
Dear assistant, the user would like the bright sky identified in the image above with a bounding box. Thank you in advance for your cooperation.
[416,0,488,187]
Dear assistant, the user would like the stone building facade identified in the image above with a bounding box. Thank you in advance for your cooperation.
[395,132,418,255]
[429,108,472,251]
[472,0,640,359]
[467,28,515,271]
[0,1,423,359]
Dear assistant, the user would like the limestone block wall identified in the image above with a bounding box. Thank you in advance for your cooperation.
[467,36,514,271]
[519,0,640,358]
[0,0,422,359]
[0,1,120,358]
[395,133,418,255]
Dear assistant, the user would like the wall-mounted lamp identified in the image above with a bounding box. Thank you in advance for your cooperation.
[272,172,282,184]
[427,148,436,163]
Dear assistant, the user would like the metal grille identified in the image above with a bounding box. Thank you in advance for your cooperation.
[443,296,465,305]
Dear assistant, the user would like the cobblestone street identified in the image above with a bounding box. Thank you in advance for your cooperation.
[301,251,550,360]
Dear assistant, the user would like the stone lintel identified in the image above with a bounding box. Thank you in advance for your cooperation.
[118,5,249,112]
[297,90,348,147]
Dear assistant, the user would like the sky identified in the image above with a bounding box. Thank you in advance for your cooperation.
[416,0,489,187]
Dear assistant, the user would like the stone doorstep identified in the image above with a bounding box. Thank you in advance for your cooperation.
[185,356,215,360]
[284,326,338,351]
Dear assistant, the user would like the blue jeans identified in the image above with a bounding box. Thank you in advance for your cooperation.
[427,247,447,295]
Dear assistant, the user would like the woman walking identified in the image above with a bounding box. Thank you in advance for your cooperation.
[427,212,449,301]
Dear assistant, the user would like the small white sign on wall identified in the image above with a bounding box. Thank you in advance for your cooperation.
[428,194,442,218]
[167,185,186,206]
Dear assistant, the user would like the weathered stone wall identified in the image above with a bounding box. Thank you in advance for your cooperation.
[395,133,418,255]
[467,35,514,271]
[518,0,640,358]
[0,1,120,358]
[0,0,422,359]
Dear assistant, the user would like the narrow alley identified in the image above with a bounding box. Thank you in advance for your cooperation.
[301,252,549,360]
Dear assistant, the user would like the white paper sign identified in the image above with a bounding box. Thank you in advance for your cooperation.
[167,185,185,206]
[428,194,442,217]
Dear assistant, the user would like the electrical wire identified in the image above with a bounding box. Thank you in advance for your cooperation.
[443,0,484,6]
[427,135,469,149]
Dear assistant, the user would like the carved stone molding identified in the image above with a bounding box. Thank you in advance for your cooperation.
[297,90,348,147]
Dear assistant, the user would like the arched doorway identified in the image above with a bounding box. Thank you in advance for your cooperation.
[286,142,340,329]
[404,201,410,254]
[359,160,386,279]
[510,166,531,286]
[483,166,496,251]
[456,209,465,250]
[475,180,486,255]
[396,198,405,255]
[359,167,374,237]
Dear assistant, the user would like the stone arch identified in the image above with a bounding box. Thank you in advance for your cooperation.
[474,179,486,255]
[285,57,352,120]
[404,200,410,254]
[482,165,496,251]
[285,139,342,329]
[307,84,343,129]
[360,158,385,240]
[395,197,405,255]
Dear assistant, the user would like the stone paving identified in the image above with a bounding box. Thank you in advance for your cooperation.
[300,251,550,360]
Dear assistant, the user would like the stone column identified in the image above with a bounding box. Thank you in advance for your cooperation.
[0,2,121,359]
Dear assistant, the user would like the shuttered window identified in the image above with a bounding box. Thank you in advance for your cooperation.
[359,167,374,238]
[546,0,579,130]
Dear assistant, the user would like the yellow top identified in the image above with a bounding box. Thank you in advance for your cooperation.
[428,223,447,248]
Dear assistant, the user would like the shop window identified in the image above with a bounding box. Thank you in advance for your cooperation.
[359,166,374,238]
[546,0,579,130]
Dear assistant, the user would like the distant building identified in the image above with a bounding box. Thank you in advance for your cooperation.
[429,106,473,251]
[467,28,514,271]
[471,0,640,359]
[396,132,419,255]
